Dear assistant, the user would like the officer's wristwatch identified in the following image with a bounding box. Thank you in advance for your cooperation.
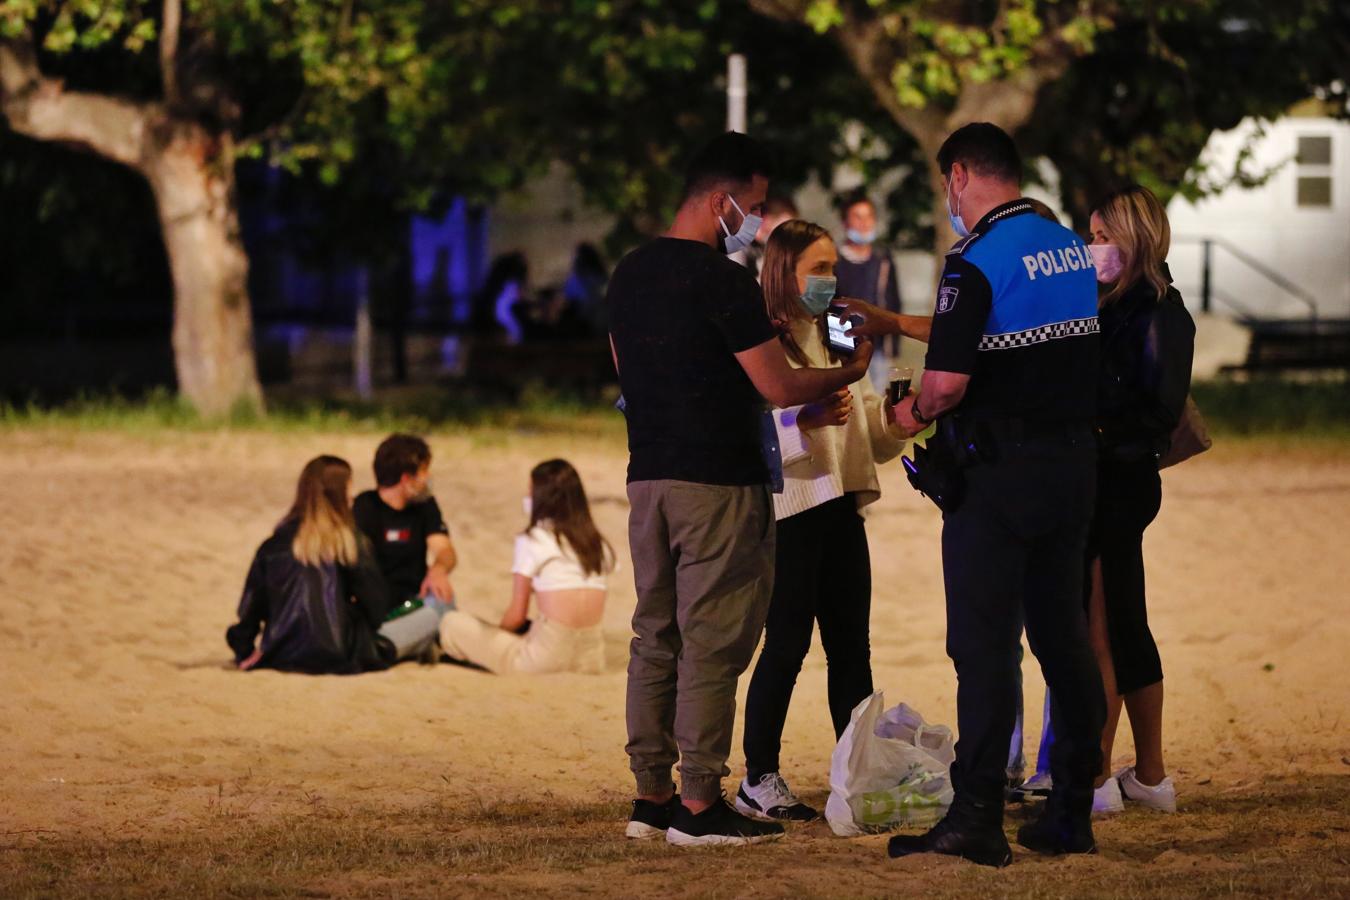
[911,396,933,426]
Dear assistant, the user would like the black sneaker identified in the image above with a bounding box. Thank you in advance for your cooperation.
[735,773,819,822]
[887,810,1012,868]
[625,794,680,840]
[666,796,785,847]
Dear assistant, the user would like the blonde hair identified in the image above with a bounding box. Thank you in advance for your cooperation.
[760,219,833,366]
[287,455,359,568]
[1094,185,1171,305]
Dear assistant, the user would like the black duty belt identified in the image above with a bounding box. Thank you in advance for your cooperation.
[969,416,1094,447]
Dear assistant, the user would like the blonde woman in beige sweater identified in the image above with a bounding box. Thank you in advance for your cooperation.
[735,219,907,823]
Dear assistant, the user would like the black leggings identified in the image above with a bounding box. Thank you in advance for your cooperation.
[743,495,873,781]
[1088,457,1164,694]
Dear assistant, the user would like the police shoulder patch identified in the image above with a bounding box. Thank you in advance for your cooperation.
[937,284,959,314]
[946,232,982,256]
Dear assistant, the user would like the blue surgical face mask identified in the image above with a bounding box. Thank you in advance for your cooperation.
[845,228,876,245]
[720,194,763,256]
[798,275,837,316]
[947,177,969,238]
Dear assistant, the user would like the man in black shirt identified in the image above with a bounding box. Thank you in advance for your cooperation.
[881,124,1106,866]
[609,132,873,847]
[353,434,458,659]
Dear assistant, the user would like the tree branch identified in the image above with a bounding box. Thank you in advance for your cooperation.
[161,0,182,107]
[746,0,809,23]
[0,37,152,171]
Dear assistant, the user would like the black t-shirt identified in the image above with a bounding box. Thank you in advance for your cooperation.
[352,491,449,600]
[607,237,777,485]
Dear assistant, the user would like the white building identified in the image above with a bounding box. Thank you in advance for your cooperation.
[1165,107,1350,322]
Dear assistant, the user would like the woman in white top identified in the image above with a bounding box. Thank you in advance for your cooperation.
[736,219,907,823]
[438,459,614,674]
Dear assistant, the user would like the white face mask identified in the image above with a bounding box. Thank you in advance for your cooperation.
[719,194,763,256]
[946,177,969,238]
[522,496,533,518]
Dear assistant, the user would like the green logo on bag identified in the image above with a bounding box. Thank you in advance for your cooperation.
[853,767,949,827]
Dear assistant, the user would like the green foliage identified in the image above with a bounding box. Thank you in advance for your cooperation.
[1021,0,1348,224]
[794,0,1109,113]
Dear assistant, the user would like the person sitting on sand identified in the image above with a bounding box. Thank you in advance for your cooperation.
[438,459,613,674]
[353,434,459,661]
[226,455,394,674]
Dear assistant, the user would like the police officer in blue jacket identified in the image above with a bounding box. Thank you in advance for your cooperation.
[877,124,1107,866]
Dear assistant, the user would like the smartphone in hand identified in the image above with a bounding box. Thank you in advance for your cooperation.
[826,305,863,355]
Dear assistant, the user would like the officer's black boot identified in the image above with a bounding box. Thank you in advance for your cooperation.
[887,798,1012,868]
[1016,783,1097,856]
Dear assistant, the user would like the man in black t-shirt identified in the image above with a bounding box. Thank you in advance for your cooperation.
[353,434,457,660]
[609,132,872,847]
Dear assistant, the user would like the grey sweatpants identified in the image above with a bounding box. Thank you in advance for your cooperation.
[625,480,775,803]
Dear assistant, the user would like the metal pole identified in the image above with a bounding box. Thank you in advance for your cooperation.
[727,53,747,133]
[1200,239,1212,314]
[353,267,374,399]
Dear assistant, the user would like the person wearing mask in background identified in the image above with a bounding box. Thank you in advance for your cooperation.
[734,195,799,276]
[439,459,614,675]
[226,456,393,674]
[608,131,873,847]
[836,192,904,359]
[1082,185,1195,816]
[884,123,1105,866]
[353,434,458,663]
[735,220,906,823]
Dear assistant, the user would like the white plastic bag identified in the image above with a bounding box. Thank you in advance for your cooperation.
[824,691,955,837]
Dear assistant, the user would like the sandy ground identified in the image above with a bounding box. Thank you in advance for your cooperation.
[1,427,1348,897]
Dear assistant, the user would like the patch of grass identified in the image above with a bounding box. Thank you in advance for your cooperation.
[1192,376,1350,439]
[4,779,1349,899]
[0,385,627,442]
[4,376,1346,449]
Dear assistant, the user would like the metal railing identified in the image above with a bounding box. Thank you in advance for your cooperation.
[1173,235,1319,327]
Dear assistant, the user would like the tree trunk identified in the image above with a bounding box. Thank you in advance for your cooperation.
[143,125,263,417]
[1,39,264,418]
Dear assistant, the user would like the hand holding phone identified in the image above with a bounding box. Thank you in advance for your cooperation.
[826,305,865,355]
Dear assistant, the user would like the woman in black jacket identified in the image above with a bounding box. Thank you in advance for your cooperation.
[227,455,394,674]
[1083,186,1195,814]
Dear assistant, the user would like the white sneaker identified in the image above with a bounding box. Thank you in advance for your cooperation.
[1092,776,1124,817]
[1018,772,1054,797]
[1117,766,1177,813]
[734,773,819,822]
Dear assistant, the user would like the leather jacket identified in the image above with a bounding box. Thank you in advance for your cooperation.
[226,520,395,674]
[1096,272,1196,463]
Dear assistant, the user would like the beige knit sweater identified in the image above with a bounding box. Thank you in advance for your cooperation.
[772,318,907,521]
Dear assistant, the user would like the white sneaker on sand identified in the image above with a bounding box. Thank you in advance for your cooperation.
[734,773,819,822]
[1117,766,1177,813]
[1092,776,1124,816]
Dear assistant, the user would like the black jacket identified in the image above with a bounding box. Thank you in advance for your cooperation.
[225,520,395,674]
[1096,272,1196,462]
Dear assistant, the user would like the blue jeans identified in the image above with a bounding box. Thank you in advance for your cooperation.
[379,594,452,661]
[1008,640,1056,779]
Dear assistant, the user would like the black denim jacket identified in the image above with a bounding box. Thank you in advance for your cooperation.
[1096,273,1196,462]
